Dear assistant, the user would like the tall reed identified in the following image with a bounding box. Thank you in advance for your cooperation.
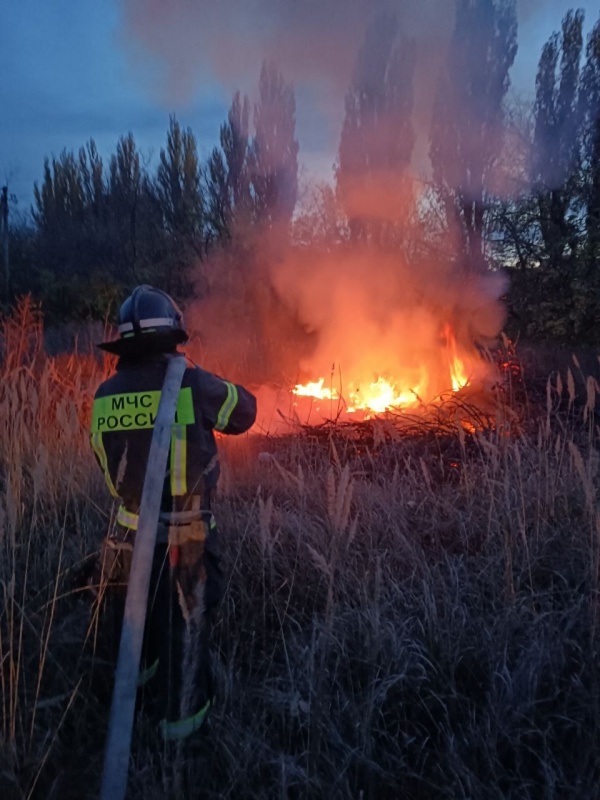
[1,299,599,798]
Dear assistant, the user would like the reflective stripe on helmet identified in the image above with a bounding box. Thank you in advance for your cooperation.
[215,382,238,431]
[118,317,177,333]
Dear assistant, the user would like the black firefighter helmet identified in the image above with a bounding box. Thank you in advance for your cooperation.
[98,285,188,357]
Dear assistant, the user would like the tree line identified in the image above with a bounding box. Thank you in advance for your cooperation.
[7,61,298,322]
[4,2,600,344]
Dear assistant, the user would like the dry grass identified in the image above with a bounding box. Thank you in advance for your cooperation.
[1,299,600,799]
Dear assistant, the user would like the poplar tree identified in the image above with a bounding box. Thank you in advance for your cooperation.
[430,0,517,273]
[33,150,89,280]
[580,15,600,268]
[33,151,85,237]
[205,92,252,241]
[156,115,204,293]
[249,60,299,231]
[31,141,134,316]
[79,140,105,221]
[206,65,298,241]
[532,9,584,269]
[108,133,145,282]
[337,11,416,247]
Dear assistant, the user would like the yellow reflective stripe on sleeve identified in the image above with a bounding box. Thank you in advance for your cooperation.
[215,382,238,431]
[91,432,119,497]
[91,387,195,433]
[169,424,187,496]
[117,505,139,529]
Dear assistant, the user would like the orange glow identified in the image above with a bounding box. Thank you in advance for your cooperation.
[443,324,471,392]
[347,373,426,413]
[293,378,339,400]
[292,323,477,417]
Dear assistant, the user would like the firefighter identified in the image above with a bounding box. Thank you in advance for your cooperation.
[90,284,256,741]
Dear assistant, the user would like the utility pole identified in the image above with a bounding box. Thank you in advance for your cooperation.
[1,187,8,304]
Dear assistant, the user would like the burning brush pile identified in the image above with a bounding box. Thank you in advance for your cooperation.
[253,332,523,483]
[288,325,519,432]
[245,244,521,450]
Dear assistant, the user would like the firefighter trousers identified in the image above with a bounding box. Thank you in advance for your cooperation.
[92,523,225,735]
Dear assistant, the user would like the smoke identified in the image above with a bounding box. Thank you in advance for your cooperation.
[120,1,571,150]
[121,0,455,174]
[122,0,453,102]
[120,0,525,429]
[184,228,506,432]
[271,246,506,385]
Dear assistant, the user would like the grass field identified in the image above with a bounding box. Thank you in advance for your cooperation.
[1,300,599,799]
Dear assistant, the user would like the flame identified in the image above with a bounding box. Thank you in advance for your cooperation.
[347,374,426,413]
[293,374,426,415]
[443,324,470,392]
[292,323,475,417]
[293,378,339,400]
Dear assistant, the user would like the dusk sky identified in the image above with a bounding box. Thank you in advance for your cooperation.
[2,0,599,214]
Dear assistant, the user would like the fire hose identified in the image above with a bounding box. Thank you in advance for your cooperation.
[99,354,186,800]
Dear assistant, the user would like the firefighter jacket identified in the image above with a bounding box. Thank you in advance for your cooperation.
[90,353,257,520]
